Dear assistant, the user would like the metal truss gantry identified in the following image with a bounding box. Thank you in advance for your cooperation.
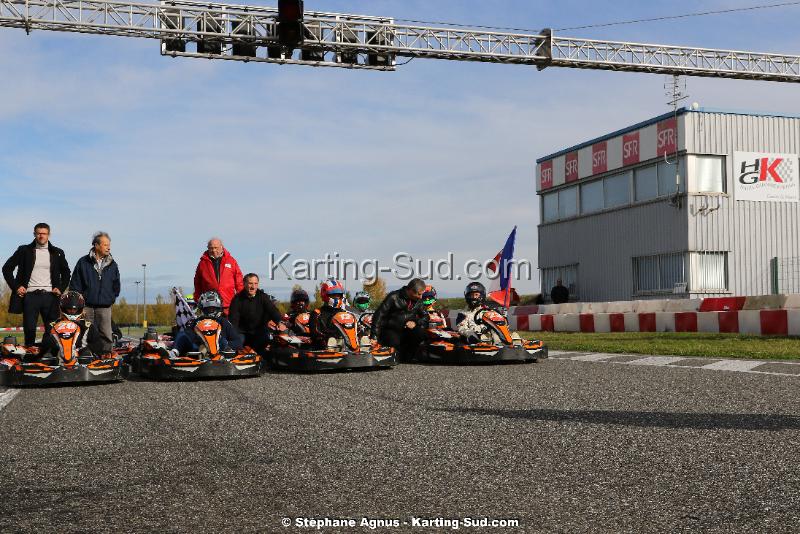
[1,0,799,82]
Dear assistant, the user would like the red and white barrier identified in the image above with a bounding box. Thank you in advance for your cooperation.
[0,326,44,333]
[442,294,800,337]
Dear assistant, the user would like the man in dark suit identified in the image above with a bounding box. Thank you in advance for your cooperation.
[2,223,71,346]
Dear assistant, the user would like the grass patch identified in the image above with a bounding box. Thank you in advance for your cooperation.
[120,326,173,339]
[521,331,800,361]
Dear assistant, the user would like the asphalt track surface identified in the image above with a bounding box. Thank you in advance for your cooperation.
[1,355,799,533]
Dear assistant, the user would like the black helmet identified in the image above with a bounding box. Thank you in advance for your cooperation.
[290,288,310,312]
[60,291,86,321]
[464,282,486,309]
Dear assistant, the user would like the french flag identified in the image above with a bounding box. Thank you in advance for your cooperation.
[487,226,519,307]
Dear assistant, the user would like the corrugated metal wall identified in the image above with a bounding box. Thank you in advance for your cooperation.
[538,110,800,302]
[685,112,800,296]
[538,199,687,302]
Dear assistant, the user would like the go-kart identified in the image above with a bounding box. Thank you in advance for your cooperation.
[268,310,396,372]
[0,321,128,386]
[417,308,547,364]
[128,319,261,380]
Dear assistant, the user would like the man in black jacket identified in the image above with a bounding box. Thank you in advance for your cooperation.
[371,278,428,360]
[69,232,121,353]
[228,273,285,353]
[550,278,570,304]
[2,223,71,346]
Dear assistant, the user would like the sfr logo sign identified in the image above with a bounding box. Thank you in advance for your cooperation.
[592,142,607,175]
[657,118,677,156]
[565,152,578,182]
[622,132,640,166]
[540,160,553,189]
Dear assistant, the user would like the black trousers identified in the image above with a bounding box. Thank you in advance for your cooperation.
[22,291,58,346]
[243,331,270,355]
[379,326,426,361]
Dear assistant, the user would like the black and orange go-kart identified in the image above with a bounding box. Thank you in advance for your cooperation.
[417,309,548,364]
[129,319,261,380]
[0,322,128,386]
[268,311,396,372]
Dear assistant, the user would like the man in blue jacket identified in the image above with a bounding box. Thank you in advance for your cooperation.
[69,232,121,353]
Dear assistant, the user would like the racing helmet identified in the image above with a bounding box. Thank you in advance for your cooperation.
[464,282,486,309]
[197,290,223,318]
[290,288,310,313]
[320,279,346,309]
[184,293,196,310]
[59,291,86,321]
[421,285,437,310]
[354,291,371,312]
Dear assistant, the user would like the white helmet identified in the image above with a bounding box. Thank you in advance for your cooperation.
[198,291,223,318]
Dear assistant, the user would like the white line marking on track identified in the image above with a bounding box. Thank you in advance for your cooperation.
[626,356,685,366]
[700,360,764,372]
[571,354,617,362]
[0,389,20,413]
[551,351,800,377]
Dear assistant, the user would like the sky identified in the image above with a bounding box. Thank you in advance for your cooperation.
[1,0,799,301]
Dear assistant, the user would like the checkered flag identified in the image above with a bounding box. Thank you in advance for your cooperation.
[173,287,195,330]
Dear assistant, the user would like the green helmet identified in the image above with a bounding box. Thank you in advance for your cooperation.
[354,291,371,311]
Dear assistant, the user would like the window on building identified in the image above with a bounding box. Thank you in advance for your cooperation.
[542,192,558,222]
[633,252,686,293]
[634,164,659,202]
[541,264,579,301]
[693,155,726,193]
[604,171,630,208]
[580,180,603,214]
[558,187,578,219]
[689,252,728,291]
[657,157,686,196]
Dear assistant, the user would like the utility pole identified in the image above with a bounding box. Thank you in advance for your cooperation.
[142,264,148,329]
[134,280,141,329]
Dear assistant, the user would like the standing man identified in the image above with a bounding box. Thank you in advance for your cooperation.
[194,237,243,315]
[70,232,121,353]
[229,273,285,353]
[550,278,570,304]
[2,223,71,346]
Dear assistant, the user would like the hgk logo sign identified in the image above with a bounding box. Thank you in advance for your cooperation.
[592,142,607,175]
[657,118,677,157]
[738,157,786,184]
[540,160,553,189]
[565,152,579,182]
[622,132,640,166]
[734,152,799,203]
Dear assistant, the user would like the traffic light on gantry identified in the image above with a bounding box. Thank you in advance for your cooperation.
[278,0,304,50]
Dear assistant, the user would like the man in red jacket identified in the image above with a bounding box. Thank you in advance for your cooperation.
[193,238,243,315]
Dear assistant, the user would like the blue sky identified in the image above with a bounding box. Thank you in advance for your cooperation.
[1,0,799,301]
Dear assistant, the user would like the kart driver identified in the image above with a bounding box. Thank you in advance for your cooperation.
[350,290,373,336]
[456,282,500,343]
[309,279,349,348]
[39,291,104,358]
[421,285,448,330]
[173,290,244,355]
[285,288,312,335]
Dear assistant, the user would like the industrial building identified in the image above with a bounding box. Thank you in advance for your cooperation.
[536,107,800,302]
